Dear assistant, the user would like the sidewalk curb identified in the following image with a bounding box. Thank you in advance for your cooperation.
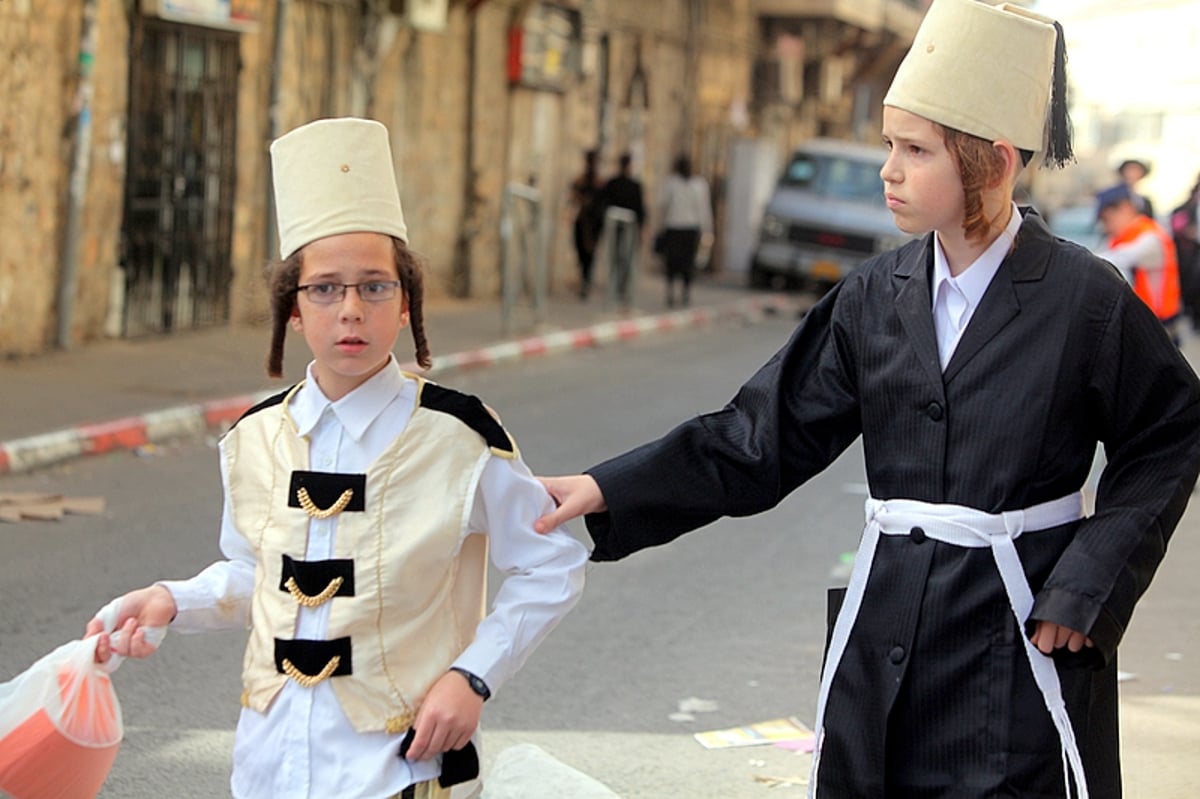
[0,295,795,476]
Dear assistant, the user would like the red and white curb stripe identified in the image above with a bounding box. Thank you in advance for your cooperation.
[0,295,794,475]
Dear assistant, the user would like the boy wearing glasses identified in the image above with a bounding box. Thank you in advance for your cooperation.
[87,118,588,799]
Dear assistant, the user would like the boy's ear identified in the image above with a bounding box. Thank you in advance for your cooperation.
[289,307,303,332]
[991,139,1021,187]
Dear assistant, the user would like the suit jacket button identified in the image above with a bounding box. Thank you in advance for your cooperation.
[910,526,927,544]
[889,646,906,664]
[926,402,944,421]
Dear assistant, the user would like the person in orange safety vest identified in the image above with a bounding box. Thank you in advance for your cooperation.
[1096,182,1181,344]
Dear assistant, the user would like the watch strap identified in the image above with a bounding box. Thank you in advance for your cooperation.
[448,666,491,701]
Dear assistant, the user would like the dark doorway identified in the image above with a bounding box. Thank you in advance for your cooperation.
[121,16,238,336]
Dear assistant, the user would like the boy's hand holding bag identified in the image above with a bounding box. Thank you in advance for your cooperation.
[0,598,166,799]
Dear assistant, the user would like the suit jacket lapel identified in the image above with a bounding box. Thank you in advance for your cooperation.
[893,234,945,389]
[942,272,1019,382]
[942,207,1053,383]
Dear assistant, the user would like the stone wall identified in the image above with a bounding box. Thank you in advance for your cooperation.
[0,0,766,355]
[0,0,128,355]
[0,2,69,354]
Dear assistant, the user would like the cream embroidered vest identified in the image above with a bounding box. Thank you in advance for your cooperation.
[224,378,515,733]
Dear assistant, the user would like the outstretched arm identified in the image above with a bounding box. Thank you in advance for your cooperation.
[535,283,862,560]
[86,584,177,662]
[88,447,257,663]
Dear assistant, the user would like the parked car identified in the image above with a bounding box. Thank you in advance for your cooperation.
[1047,203,1104,252]
[750,138,908,291]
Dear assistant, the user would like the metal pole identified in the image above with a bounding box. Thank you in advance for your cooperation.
[499,182,542,335]
[264,0,290,264]
[56,0,99,349]
[531,197,545,325]
[499,186,516,335]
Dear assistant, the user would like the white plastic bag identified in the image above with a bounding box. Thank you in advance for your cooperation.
[0,599,165,799]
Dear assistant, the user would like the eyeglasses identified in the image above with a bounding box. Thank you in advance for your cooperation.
[295,280,403,304]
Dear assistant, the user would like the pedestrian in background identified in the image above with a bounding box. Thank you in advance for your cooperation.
[1096,182,1182,344]
[595,152,646,303]
[1117,158,1155,220]
[85,117,587,799]
[658,154,713,307]
[1171,180,1200,330]
[534,1,1200,796]
[569,149,603,300]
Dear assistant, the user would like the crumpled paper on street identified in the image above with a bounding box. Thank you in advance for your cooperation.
[0,493,105,523]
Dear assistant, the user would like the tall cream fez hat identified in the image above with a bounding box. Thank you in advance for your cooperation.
[270,117,408,259]
[884,0,1073,167]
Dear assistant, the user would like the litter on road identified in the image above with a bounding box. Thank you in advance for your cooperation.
[0,492,105,523]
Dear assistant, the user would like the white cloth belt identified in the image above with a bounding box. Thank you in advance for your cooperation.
[808,492,1088,799]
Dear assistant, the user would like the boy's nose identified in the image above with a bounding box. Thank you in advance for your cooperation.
[338,287,366,318]
[880,155,900,184]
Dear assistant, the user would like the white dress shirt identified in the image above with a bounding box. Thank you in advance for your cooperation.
[931,204,1022,369]
[160,358,588,799]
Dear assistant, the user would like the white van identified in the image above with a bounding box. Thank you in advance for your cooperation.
[750,138,907,291]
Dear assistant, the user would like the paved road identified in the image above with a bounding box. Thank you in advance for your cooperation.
[1,314,1197,797]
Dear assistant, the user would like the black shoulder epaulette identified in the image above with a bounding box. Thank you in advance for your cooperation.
[230,386,294,430]
[419,383,516,458]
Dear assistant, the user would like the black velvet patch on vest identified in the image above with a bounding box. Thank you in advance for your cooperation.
[274,637,353,678]
[279,553,356,597]
[287,471,367,512]
[420,383,514,454]
[231,386,294,429]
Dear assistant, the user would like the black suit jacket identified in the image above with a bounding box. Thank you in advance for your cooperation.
[585,208,1200,797]
[596,175,646,228]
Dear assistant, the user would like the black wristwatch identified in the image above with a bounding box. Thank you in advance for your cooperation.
[449,667,491,701]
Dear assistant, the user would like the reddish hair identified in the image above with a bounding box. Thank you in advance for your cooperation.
[265,237,432,378]
[937,125,1011,243]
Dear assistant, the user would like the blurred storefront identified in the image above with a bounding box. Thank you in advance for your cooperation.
[0,0,919,355]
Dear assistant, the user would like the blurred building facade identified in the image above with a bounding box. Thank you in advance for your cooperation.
[0,0,923,356]
[1029,0,1200,220]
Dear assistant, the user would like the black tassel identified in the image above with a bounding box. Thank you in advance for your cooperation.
[1045,20,1074,169]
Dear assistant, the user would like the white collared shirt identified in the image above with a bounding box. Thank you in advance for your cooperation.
[161,357,588,799]
[931,203,1022,369]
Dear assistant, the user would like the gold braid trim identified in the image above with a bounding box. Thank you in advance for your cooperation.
[296,486,354,519]
[284,575,344,607]
[282,655,341,688]
[385,710,417,734]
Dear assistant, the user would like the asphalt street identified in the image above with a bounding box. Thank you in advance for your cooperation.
[2,312,1198,797]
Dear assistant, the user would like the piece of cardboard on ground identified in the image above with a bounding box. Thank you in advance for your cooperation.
[694,716,813,750]
[0,493,105,523]
[0,493,62,505]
